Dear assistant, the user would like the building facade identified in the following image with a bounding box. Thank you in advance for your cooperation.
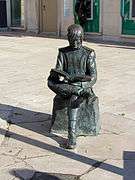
[0,0,135,41]
[0,0,70,34]
[73,0,135,41]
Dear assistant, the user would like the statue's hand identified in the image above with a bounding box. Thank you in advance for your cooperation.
[69,75,84,82]
[80,88,90,97]
[69,75,91,82]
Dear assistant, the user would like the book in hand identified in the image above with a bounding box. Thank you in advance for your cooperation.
[51,69,91,82]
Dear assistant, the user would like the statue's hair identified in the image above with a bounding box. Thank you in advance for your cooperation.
[67,24,84,39]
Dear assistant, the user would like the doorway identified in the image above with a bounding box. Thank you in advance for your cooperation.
[0,0,7,28]
[121,0,135,35]
[40,0,57,33]
[74,0,100,33]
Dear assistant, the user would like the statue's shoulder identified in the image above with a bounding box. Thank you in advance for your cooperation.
[58,46,71,53]
[82,46,96,59]
[83,46,95,54]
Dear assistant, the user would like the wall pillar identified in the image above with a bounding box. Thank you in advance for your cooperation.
[6,0,11,27]
[60,0,74,36]
[102,0,122,37]
[25,0,39,33]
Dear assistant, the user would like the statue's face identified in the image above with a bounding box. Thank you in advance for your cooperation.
[68,35,82,49]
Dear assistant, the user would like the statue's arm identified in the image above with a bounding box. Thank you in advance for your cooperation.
[48,80,83,97]
[55,50,64,71]
[82,50,97,89]
[48,50,83,97]
[48,50,65,95]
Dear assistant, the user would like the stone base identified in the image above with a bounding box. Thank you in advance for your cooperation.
[50,95,100,136]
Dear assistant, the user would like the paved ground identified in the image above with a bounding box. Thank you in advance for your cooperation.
[0,34,135,180]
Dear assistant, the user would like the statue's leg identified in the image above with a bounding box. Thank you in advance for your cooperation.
[67,108,78,148]
[67,95,80,149]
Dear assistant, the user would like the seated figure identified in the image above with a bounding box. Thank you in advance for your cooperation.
[48,24,100,149]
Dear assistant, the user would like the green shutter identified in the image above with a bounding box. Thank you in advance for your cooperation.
[73,0,100,33]
[122,0,135,35]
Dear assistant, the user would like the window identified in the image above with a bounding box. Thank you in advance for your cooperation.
[132,0,135,17]
[11,0,24,27]
[86,0,93,20]
[75,0,93,21]
[0,1,7,27]
[64,0,73,17]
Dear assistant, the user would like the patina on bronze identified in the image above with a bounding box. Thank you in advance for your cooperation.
[48,24,100,149]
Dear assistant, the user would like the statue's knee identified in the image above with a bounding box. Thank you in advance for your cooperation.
[69,95,83,109]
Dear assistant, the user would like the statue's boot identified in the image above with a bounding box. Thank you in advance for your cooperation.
[66,95,79,149]
[67,117,77,149]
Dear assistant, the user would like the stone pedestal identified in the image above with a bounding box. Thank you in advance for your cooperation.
[51,95,100,136]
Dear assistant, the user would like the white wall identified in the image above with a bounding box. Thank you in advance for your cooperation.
[102,0,122,36]
[25,0,39,33]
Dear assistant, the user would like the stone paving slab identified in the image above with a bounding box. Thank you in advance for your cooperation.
[0,112,134,179]
[0,103,51,124]
[0,162,34,180]
[0,119,8,146]
[0,107,10,146]
[25,155,93,176]
[101,112,135,135]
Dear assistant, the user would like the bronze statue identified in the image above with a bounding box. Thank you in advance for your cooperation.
[48,24,100,149]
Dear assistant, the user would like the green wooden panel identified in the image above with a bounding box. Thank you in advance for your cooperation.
[11,0,21,27]
[122,0,135,35]
[73,0,100,33]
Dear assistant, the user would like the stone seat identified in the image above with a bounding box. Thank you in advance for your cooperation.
[50,95,100,136]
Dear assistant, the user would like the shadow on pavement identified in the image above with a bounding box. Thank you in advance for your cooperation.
[0,127,135,179]
[85,38,135,50]
[0,103,67,146]
[0,31,67,40]
[123,151,135,180]
[0,104,135,179]
[10,169,78,180]
[0,31,135,50]
[97,44,135,50]
[0,127,122,177]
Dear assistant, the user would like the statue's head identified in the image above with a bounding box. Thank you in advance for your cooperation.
[67,24,84,49]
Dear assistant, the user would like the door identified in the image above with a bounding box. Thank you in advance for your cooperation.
[0,1,7,28]
[74,0,100,33]
[121,0,135,35]
[11,0,21,27]
[40,0,57,32]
